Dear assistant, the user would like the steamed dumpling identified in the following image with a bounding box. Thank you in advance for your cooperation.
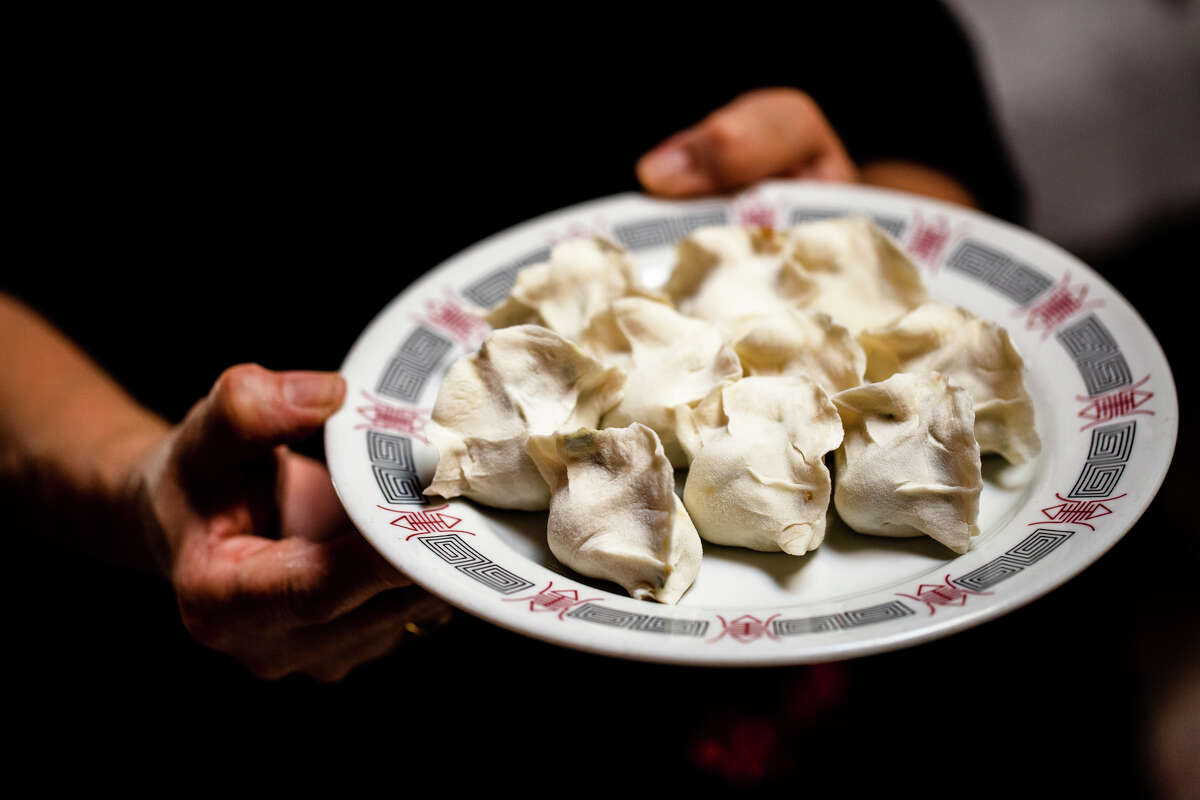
[733,309,866,395]
[424,325,625,510]
[858,302,1041,464]
[675,377,844,555]
[664,225,814,338]
[485,237,652,341]
[663,219,927,338]
[833,372,982,554]
[781,217,928,333]
[526,424,702,604]
[580,296,742,467]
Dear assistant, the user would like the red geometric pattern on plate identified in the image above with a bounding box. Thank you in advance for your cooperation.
[1028,492,1127,531]
[1018,272,1104,339]
[503,581,604,621]
[735,200,777,228]
[417,288,491,350]
[377,504,474,540]
[731,188,781,229]
[707,614,782,644]
[355,390,430,443]
[904,211,955,270]
[896,573,991,616]
[1077,375,1154,430]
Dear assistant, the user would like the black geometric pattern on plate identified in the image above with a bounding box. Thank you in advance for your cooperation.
[367,430,426,505]
[367,430,416,469]
[418,534,534,594]
[612,206,728,250]
[944,240,1055,306]
[565,603,709,637]
[953,528,1075,592]
[370,466,425,505]
[461,247,552,309]
[771,600,914,637]
[1069,421,1136,498]
[786,209,904,236]
[872,215,907,238]
[788,207,844,225]
[1056,314,1134,396]
[376,325,453,403]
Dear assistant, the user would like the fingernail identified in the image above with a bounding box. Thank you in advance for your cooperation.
[283,372,344,410]
[640,146,692,185]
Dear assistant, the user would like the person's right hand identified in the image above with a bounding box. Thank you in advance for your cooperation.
[636,87,976,207]
[636,88,858,198]
[135,363,453,682]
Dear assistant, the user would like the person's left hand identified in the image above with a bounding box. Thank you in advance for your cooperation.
[636,88,857,198]
[135,364,453,682]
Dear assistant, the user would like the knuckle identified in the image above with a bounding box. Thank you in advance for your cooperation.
[308,665,350,684]
[781,86,814,108]
[212,363,273,426]
[284,573,337,626]
[280,541,352,625]
[173,562,244,650]
[288,594,334,626]
[177,596,229,648]
[213,363,268,400]
[745,86,811,110]
[175,573,225,647]
[704,112,749,156]
[245,659,291,682]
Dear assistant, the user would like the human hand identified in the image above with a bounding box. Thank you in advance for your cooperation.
[137,364,452,681]
[637,88,857,198]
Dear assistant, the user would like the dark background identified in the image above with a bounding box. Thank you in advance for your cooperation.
[8,6,1197,795]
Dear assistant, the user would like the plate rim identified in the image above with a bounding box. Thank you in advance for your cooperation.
[325,179,1179,667]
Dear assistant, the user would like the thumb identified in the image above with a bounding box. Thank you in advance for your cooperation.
[178,364,346,472]
[637,88,856,198]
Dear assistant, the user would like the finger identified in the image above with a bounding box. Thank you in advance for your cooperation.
[177,364,346,474]
[170,365,345,522]
[225,530,414,628]
[238,587,418,680]
[637,89,857,197]
[637,130,716,197]
[280,452,354,542]
[638,90,806,195]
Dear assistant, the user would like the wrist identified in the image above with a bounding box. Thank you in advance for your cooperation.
[98,413,173,577]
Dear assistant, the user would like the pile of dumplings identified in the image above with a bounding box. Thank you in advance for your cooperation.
[423,220,1040,604]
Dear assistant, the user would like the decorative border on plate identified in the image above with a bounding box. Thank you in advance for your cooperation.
[953,528,1074,591]
[944,239,1055,306]
[611,206,728,250]
[419,534,535,594]
[366,430,426,505]
[790,208,908,239]
[461,247,551,309]
[566,603,710,637]
[376,325,453,403]
[771,601,915,637]
[1057,314,1134,397]
[1069,421,1135,498]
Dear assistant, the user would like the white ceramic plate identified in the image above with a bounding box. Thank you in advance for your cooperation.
[325,180,1177,666]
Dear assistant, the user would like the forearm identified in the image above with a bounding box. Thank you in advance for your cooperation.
[0,294,170,573]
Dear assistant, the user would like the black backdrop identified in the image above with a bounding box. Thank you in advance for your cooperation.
[8,7,1196,794]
